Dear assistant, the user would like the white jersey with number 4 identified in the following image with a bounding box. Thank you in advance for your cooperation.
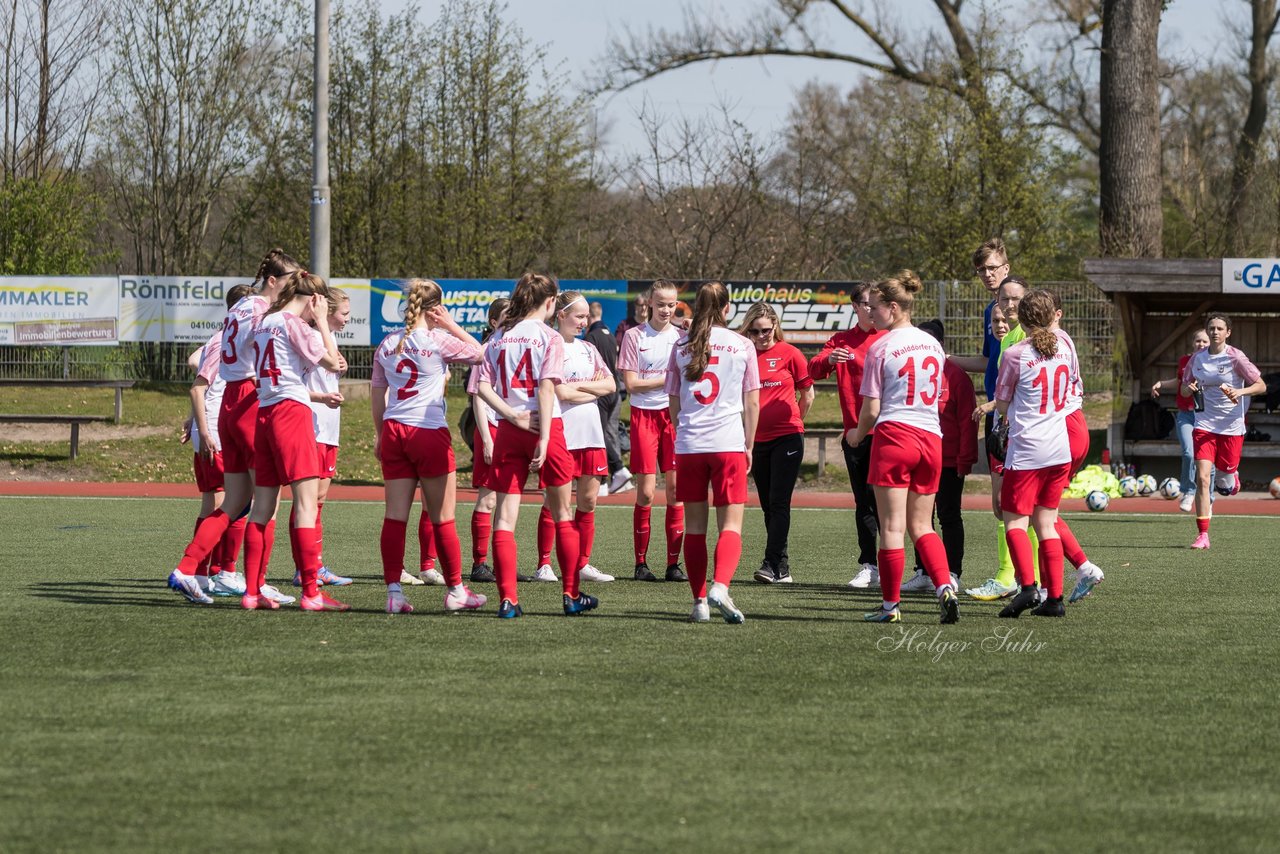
[252,312,327,409]
[1181,346,1261,436]
[372,328,482,429]
[561,338,608,450]
[860,327,947,437]
[664,326,761,454]
[478,319,564,418]
[995,330,1077,470]
[219,294,268,383]
[619,322,681,410]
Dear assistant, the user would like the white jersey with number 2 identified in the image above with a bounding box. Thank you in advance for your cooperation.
[995,329,1077,470]
[664,326,760,454]
[860,327,947,437]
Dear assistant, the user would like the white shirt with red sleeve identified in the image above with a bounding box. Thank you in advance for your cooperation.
[218,294,268,383]
[1182,345,1262,436]
[664,326,761,454]
[860,326,947,437]
[995,330,1075,470]
[1058,330,1084,416]
[561,338,607,450]
[306,364,341,445]
[467,337,500,427]
[252,311,327,408]
[373,328,482,430]
[618,322,681,410]
[477,319,564,417]
[192,333,226,454]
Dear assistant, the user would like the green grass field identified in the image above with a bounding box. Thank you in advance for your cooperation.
[1,497,1276,852]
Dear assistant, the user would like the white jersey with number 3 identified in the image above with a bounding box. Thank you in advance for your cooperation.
[561,338,608,449]
[478,319,564,417]
[995,330,1077,470]
[373,328,482,429]
[860,327,947,437]
[252,312,327,408]
[219,294,268,383]
[664,326,761,454]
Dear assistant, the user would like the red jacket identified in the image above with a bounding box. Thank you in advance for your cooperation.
[808,326,883,432]
[940,359,978,474]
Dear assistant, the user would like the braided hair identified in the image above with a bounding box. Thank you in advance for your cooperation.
[1017,289,1059,358]
[252,248,300,293]
[397,279,444,354]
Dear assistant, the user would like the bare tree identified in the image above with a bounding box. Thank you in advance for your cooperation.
[1227,0,1280,250]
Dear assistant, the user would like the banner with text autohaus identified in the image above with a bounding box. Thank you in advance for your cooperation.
[626,280,861,344]
[0,277,120,345]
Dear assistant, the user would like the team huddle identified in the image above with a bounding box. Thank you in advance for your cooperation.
[165,239,1260,623]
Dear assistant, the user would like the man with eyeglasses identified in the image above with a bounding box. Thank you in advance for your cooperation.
[809,281,884,588]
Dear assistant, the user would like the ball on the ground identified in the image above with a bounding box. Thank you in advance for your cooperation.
[1270,477,1280,499]
[1086,490,1110,512]
[1136,474,1157,495]
[1159,477,1182,499]
[1118,476,1139,497]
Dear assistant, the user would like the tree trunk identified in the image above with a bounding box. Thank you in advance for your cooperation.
[1099,0,1163,257]
[1227,0,1278,254]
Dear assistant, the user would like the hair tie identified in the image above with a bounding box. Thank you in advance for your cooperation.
[298,269,309,279]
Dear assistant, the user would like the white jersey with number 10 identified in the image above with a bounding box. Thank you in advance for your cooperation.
[664,326,761,454]
[860,327,947,437]
[995,329,1077,470]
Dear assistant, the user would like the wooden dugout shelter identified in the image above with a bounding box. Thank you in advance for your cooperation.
[1084,258,1280,477]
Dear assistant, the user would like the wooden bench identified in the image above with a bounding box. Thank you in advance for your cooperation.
[0,414,112,459]
[807,427,846,471]
[0,379,135,422]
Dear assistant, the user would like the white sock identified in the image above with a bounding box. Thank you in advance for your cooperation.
[1080,560,1103,579]
[448,584,465,596]
[388,582,402,594]
[710,582,729,599]
[881,600,899,611]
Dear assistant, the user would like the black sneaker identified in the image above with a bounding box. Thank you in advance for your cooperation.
[515,570,535,583]
[665,563,687,582]
[563,592,599,616]
[775,556,793,583]
[1030,596,1066,617]
[753,561,777,584]
[939,587,959,624]
[470,562,495,583]
[998,585,1039,619]
[634,562,659,582]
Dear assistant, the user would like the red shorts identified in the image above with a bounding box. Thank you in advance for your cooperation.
[254,400,321,488]
[193,451,224,493]
[491,418,574,493]
[471,423,499,489]
[1192,430,1243,473]
[1066,409,1089,477]
[381,421,455,480]
[318,443,338,479]
[571,447,608,480]
[629,407,675,474]
[218,379,258,473]
[676,452,748,506]
[868,421,942,494]
[987,451,1005,477]
[1000,463,1072,516]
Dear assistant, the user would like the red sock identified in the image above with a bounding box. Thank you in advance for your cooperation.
[665,504,685,566]
[471,510,491,564]
[419,513,437,571]
[633,505,652,564]
[178,510,230,574]
[915,532,952,590]
[493,529,518,604]
[220,517,246,574]
[263,519,277,577]
[574,510,595,570]
[685,533,708,599]
[537,505,554,567]
[1197,517,1210,535]
[294,526,320,598]
[432,519,464,588]
[380,518,407,586]
[1038,537,1065,599]
[193,517,214,576]
[712,529,742,587]
[877,548,905,604]
[243,521,267,596]
[314,502,325,567]
[1005,528,1036,587]
[288,508,302,575]
[555,520,581,597]
[1054,517,1086,568]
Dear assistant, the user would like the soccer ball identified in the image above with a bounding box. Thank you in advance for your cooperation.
[1271,477,1280,499]
[1118,476,1139,497]
[1086,490,1110,512]
[1137,474,1158,495]
[1159,477,1182,500]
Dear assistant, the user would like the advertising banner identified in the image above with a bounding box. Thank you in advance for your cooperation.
[1222,258,1280,293]
[0,277,120,345]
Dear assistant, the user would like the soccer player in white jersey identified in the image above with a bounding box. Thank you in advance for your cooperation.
[371,279,488,615]
[992,289,1080,618]
[553,290,618,583]
[168,249,296,606]
[465,298,509,584]
[476,273,595,619]
[1180,312,1266,550]
[665,281,760,624]
[242,270,347,612]
[852,271,959,625]
[618,280,687,583]
[296,287,354,589]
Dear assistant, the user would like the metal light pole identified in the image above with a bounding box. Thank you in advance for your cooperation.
[310,0,331,278]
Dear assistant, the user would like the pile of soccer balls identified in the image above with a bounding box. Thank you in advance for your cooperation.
[1086,472,1182,512]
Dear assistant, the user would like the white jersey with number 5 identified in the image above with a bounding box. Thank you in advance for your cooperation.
[373,328,482,429]
[478,319,564,417]
[561,338,608,450]
[995,330,1076,470]
[664,326,761,454]
[252,312,327,409]
[860,327,947,437]
[219,294,268,383]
